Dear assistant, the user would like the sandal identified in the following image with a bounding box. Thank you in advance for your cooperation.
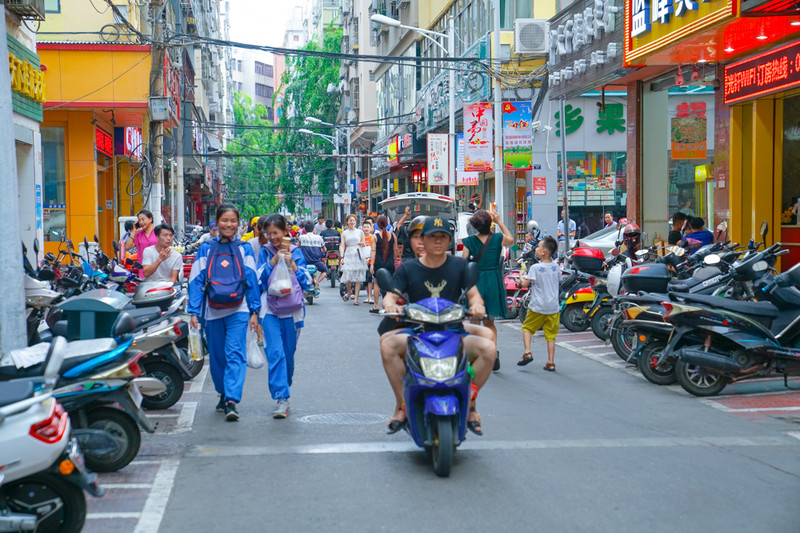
[543,362,556,372]
[517,352,534,366]
[467,406,483,436]
[342,294,350,303]
[364,299,375,304]
[354,301,360,306]
[369,307,380,314]
[386,405,406,435]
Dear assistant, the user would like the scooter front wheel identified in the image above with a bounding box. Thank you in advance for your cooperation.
[141,362,184,410]
[431,416,455,478]
[83,407,141,472]
[3,473,86,533]
[590,306,614,341]
[561,303,590,332]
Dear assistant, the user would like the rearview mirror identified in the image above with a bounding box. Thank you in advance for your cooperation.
[760,221,768,240]
[94,234,99,243]
[465,261,479,288]
[704,254,721,265]
[67,239,74,251]
[635,250,649,259]
[33,238,39,256]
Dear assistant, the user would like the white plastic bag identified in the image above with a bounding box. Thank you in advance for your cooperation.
[268,255,293,296]
[188,325,203,361]
[246,328,266,369]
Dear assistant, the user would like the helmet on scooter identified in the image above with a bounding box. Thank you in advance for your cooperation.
[526,220,539,235]
[408,215,427,237]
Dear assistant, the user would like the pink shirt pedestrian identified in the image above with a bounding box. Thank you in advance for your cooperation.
[133,228,158,273]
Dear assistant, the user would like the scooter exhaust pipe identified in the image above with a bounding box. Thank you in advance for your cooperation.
[679,347,743,372]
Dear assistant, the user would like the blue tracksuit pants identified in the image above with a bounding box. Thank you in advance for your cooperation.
[205,312,249,403]
[261,314,299,401]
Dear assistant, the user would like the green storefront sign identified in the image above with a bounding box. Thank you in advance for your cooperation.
[7,34,44,122]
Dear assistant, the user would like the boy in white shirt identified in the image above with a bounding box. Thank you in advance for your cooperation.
[142,224,182,283]
[517,236,561,371]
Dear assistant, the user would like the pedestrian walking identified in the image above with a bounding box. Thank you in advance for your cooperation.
[517,236,561,371]
[187,204,261,421]
[461,209,514,370]
[361,218,375,306]
[340,214,367,305]
[125,209,158,277]
[369,215,398,313]
[257,214,311,419]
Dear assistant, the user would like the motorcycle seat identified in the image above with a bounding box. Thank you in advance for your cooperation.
[0,379,35,407]
[673,293,780,318]
[126,306,163,329]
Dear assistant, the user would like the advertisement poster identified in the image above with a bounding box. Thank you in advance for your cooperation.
[532,176,547,195]
[35,184,42,231]
[456,134,479,186]
[463,102,493,171]
[427,133,450,186]
[671,101,707,159]
[502,102,533,171]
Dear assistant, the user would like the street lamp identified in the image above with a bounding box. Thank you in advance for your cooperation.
[370,13,456,200]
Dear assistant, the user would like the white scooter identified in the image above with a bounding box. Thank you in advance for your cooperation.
[0,337,103,533]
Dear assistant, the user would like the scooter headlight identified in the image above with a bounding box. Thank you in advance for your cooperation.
[419,356,457,380]
[406,304,464,324]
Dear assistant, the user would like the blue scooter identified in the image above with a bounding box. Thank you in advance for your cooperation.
[375,264,479,477]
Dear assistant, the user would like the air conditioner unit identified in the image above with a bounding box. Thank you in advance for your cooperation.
[3,0,45,20]
[514,19,548,55]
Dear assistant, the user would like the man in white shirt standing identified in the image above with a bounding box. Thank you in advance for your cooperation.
[142,224,183,283]
[313,215,327,235]
[557,209,576,253]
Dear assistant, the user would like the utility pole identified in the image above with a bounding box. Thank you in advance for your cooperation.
[147,0,165,224]
[492,0,504,222]
[560,97,570,253]
[0,9,27,355]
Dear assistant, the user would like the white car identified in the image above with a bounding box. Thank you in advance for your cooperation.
[380,193,458,254]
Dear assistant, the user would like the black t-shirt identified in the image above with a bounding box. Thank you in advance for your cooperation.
[393,255,470,304]
[396,226,416,260]
[320,229,340,250]
[667,230,682,245]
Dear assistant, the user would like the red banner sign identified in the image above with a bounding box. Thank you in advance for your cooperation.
[724,39,800,105]
[96,127,113,157]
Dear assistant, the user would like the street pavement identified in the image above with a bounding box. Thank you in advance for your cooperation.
[84,285,800,532]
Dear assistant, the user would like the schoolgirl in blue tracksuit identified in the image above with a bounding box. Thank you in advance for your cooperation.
[188,204,260,421]
[257,214,311,419]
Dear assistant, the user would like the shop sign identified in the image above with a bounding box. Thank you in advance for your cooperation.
[503,102,533,171]
[427,133,450,186]
[393,178,399,192]
[96,127,114,157]
[35,184,42,231]
[371,178,383,194]
[533,176,547,195]
[456,134,479,186]
[724,39,800,105]
[624,0,735,66]
[671,101,707,159]
[125,127,142,161]
[387,137,399,167]
[360,179,369,193]
[398,133,413,152]
[554,102,627,137]
[463,103,493,171]
[163,54,181,124]
[9,51,45,103]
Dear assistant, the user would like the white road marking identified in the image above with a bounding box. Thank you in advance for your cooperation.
[697,400,800,414]
[129,460,162,466]
[133,459,180,533]
[554,339,645,379]
[187,435,798,458]
[87,512,142,520]
[187,359,209,393]
[145,413,180,418]
[101,483,154,490]
[156,401,198,435]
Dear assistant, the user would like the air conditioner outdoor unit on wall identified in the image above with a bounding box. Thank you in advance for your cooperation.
[3,0,45,20]
[514,19,548,55]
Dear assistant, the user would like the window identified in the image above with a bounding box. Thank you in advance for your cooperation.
[352,78,359,109]
[782,94,800,226]
[255,61,273,77]
[255,83,273,98]
[42,127,66,242]
[237,60,243,71]
[45,0,60,13]
[501,0,533,29]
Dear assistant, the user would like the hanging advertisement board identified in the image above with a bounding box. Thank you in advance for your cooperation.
[463,103,493,172]
[503,102,533,171]
[456,134,479,186]
[427,133,450,186]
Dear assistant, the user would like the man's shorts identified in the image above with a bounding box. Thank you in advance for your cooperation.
[310,259,327,274]
[521,310,560,341]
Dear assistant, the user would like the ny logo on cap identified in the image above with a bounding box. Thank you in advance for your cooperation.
[433,218,443,227]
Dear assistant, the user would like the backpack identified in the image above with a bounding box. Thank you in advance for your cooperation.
[205,240,247,309]
[265,243,304,316]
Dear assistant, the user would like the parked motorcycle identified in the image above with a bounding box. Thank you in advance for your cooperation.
[375,265,478,478]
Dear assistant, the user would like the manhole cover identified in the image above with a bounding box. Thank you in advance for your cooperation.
[298,413,386,425]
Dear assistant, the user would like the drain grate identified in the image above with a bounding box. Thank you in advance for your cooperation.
[297,413,387,425]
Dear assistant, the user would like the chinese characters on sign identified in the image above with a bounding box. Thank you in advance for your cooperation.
[630,0,651,37]
[671,101,707,159]
[95,127,114,157]
[456,134,479,186]
[502,102,533,171]
[631,0,704,37]
[463,103,493,172]
[596,104,626,134]
[427,133,450,186]
[724,39,800,104]
[533,176,547,195]
[555,104,584,136]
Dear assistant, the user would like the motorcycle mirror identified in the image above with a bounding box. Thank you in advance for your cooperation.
[112,240,119,253]
[67,239,74,250]
[374,268,395,294]
[33,238,39,256]
[611,249,620,256]
[22,241,27,255]
[465,261,480,288]
[43,337,67,387]
[760,221,768,240]
[703,254,721,265]
[635,250,649,259]
[94,234,99,243]
[83,236,89,252]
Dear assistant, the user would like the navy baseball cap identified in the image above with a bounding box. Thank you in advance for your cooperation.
[421,216,453,238]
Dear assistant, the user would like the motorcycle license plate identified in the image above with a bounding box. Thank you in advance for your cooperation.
[328,259,339,266]
[128,382,143,408]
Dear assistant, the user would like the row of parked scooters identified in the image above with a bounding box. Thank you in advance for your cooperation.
[548,222,800,396]
[0,236,205,532]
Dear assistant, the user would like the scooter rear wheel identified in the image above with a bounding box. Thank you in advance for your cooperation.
[3,473,86,533]
[610,314,636,361]
[676,360,728,396]
[590,306,614,341]
[431,416,455,478]
[636,342,677,385]
[561,303,590,332]
[83,407,141,472]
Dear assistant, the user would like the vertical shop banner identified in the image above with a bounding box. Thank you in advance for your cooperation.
[427,133,450,186]
[463,102,493,171]
[456,134,479,186]
[502,102,533,171]
[671,102,707,159]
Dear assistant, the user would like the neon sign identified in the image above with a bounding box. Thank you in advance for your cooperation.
[96,127,113,157]
[724,39,800,105]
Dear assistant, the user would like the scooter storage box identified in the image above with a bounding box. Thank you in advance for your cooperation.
[571,247,605,272]
[622,263,671,294]
[57,289,130,340]
[132,282,176,311]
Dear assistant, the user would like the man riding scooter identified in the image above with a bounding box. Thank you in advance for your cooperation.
[380,217,496,436]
